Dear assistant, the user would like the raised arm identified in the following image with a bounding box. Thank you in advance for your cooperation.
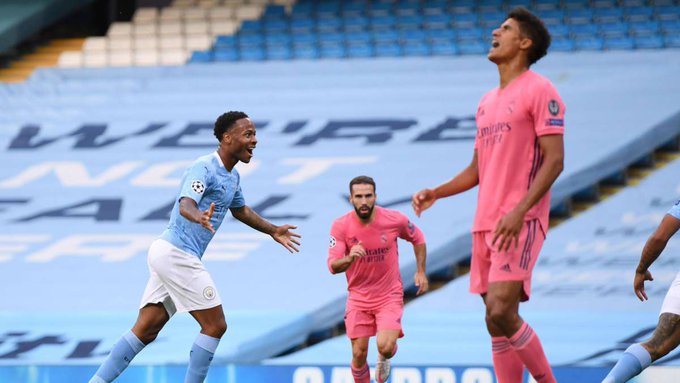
[230,206,301,253]
[412,150,479,217]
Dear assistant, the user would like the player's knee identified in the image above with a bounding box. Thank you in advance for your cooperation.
[377,340,396,358]
[202,319,227,338]
[485,304,513,329]
[643,341,670,362]
[352,347,368,363]
[136,329,160,345]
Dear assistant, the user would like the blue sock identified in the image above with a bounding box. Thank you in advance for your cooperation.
[90,331,145,383]
[185,333,220,383]
[602,343,652,383]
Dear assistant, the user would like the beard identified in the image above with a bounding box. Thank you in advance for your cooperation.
[354,204,374,220]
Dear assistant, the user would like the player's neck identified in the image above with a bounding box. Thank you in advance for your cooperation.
[216,148,237,171]
[497,59,529,89]
[355,210,377,225]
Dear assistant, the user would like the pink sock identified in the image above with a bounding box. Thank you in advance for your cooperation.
[509,323,556,383]
[351,362,370,383]
[492,336,524,383]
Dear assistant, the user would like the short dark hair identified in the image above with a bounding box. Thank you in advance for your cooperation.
[507,7,551,66]
[349,175,376,194]
[214,111,249,141]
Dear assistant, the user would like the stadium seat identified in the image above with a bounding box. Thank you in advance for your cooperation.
[623,6,654,22]
[458,41,487,55]
[422,14,452,30]
[373,29,399,44]
[661,20,680,34]
[267,46,293,60]
[375,42,403,57]
[565,8,593,24]
[212,48,238,61]
[403,41,432,56]
[343,16,369,31]
[452,13,478,29]
[551,38,575,51]
[604,36,635,50]
[599,21,629,38]
[574,36,605,51]
[430,40,458,56]
[293,44,320,59]
[319,43,346,58]
[240,48,266,61]
[189,50,212,63]
[664,35,680,48]
[634,35,664,49]
[655,6,680,21]
[347,43,375,57]
[593,7,623,23]
[629,20,660,37]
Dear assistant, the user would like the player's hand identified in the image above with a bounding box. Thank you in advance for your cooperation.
[414,271,429,295]
[272,224,301,253]
[492,208,525,252]
[634,270,653,301]
[412,189,436,217]
[200,203,216,234]
[348,244,366,261]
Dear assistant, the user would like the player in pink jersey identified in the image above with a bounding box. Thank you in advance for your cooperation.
[329,176,428,383]
[412,8,564,383]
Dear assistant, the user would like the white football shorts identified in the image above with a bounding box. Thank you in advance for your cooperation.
[140,239,221,316]
[660,272,680,316]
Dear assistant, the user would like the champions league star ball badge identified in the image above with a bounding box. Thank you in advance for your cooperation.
[548,100,560,116]
[191,180,205,194]
[203,286,216,300]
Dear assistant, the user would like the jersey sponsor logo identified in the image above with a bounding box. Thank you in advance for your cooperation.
[329,235,336,248]
[381,233,387,244]
[203,286,216,300]
[545,118,564,127]
[548,100,560,116]
[191,180,205,194]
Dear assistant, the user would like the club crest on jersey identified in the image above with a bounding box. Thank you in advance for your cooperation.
[381,234,387,244]
[191,180,205,194]
[329,235,336,248]
[548,100,560,116]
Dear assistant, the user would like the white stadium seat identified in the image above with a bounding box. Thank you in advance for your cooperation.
[185,20,210,34]
[57,51,83,68]
[235,5,263,21]
[134,50,160,66]
[109,51,134,67]
[160,49,189,65]
[210,20,239,36]
[134,36,159,50]
[107,22,133,37]
[185,34,213,51]
[83,37,107,52]
[133,7,159,23]
[108,36,133,50]
[83,52,108,68]
[159,35,185,50]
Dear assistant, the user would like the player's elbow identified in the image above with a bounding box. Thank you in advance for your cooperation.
[648,234,669,247]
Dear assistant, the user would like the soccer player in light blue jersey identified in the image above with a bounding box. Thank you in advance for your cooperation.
[602,200,680,383]
[89,111,301,383]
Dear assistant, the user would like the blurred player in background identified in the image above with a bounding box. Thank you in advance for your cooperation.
[412,8,564,383]
[601,200,680,383]
[328,175,428,383]
[89,111,301,383]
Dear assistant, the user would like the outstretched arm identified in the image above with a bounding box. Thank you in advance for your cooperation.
[413,243,428,295]
[179,198,216,233]
[635,214,680,301]
[412,151,479,217]
[230,206,301,253]
[493,135,564,251]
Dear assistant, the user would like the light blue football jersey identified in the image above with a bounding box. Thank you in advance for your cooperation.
[160,152,245,258]
[669,200,680,220]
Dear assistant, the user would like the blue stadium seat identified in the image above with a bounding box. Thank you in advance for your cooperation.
[655,6,680,21]
[629,20,660,37]
[634,35,664,49]
[397,15,424,30]
[550,38,575,52]
[569,24,600,39]
[291,2,314,18]
[240,20,263,34]
[399,29,427,43]
[319,43,346,58]
[343,16,370,31]
[422,14,452,30]
[430,40,458,55]
[212,49,238,62]
[604,36,635,50]
[562,0,589,9]
[425,29,457,41]
[403,41,432,56]
[478,0,502,12]
[664,35,680,48]
[265,34,292,46]
[263,5,287,19]
[189,50,213,63]
[422,1,448,15]
[238,34,265,46]
[263,19,289,34]
[375,42,403,57]
[395,2,419,16]
[292,33,317,45]
[345,31,372,44]
[549,24,570,39]
[290,19,315,33]
[574,36,605,51]
[538,10,565,26]
[599,21,630,38]
[565,8,593,24]
[316,1,341,17]
[457,27,485,42]
[316,18,343,32]
[371,15,397,30]
[591,0,617,9]
[478,11,506,28]
[293,44,320,59]
[623,6,654,22]
[506,0,528,10]
[620,0,646,7]
[215,35,237,49]
[342,2,366,17]
[458,41,487,55]
[368,2,393,17]
[267,46,293,60]
[239,48,266,61]
[534,0,561,11]
[661,20,680,34]
[452,13,479,28]
[347,43,375,57]
[373,29,399,44]
[318,31,345,44]
[593,7,623,23]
